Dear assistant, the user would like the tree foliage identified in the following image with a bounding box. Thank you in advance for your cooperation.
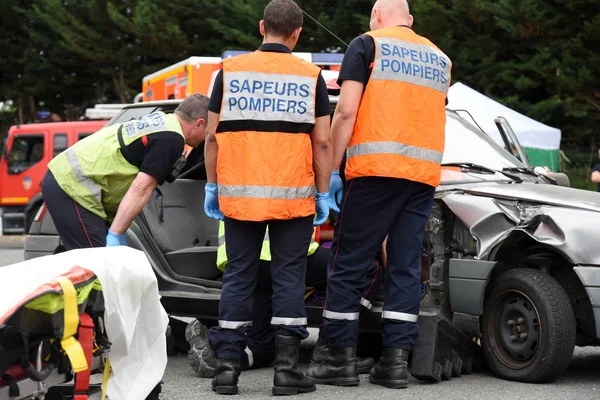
[411,0,600,147]
[0,0,598,153]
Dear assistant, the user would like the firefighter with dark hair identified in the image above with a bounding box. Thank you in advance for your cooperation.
[203,0,334,395]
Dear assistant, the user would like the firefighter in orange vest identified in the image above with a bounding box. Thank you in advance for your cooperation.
[306,0,452,390]
[202,0,333,396]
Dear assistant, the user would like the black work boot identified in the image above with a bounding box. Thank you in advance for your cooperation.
[369,348,409,389]
[272,334,316,396]
[358,356,376,374]
[309,342,375,374]
[185,320,217,378]
[211,359,241,395]
[306,347,359,386]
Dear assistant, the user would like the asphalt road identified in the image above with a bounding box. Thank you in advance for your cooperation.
[0,247,26,265]
[161,347,600,400]
[1,240,599,400]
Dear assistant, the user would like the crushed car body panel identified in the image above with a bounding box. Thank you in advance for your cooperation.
[441,185,600,266]
[448,258,496,316]
[573,267,600,339]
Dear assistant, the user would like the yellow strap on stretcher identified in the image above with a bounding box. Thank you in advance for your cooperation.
[56,277,88,373]
[101,357,111,400]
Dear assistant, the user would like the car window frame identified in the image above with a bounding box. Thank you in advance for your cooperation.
[7,133,46,174]
[53,132,68,157]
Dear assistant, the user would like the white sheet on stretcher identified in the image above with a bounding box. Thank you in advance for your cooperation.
[0,247,169,400]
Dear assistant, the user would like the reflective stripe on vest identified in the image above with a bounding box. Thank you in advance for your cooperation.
[344,27,451,187]
[346,141,443,164]
[216,51,320,222]
[216,221,319,271]
[48,112,184,222]
[65,148,102,204]
[218,184,317,200]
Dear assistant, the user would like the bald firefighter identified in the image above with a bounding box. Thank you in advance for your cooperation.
[306,0,452,390]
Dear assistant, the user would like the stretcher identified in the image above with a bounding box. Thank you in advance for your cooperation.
[0,247,170,400]
[0,266,110,399]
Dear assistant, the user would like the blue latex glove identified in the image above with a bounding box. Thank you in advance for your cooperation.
[204,183,224,220]
[314,192,329,226]
[106,230,126,247]
[327,170,344,213]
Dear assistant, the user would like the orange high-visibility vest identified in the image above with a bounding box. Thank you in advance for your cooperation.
[216,50,321,221]
[345,27,452,187]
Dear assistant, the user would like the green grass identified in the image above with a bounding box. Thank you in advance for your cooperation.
[559,147,598,191]
[565,166,597,191]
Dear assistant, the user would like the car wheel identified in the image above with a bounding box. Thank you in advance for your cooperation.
[481,268,575,383]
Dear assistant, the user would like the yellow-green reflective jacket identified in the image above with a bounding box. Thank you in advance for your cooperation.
[48,112,183,222]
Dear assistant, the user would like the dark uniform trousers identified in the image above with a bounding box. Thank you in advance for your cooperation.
[324,177,435,350]
[208,215,315,361]
[241,246,331,369]
[41,170,108,249]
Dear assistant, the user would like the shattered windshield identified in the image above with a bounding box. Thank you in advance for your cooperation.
[442,111,525,170]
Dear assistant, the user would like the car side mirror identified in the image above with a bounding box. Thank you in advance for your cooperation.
[549,172,570,187]
[536,167,571,187]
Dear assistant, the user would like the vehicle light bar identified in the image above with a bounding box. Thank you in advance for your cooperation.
[221,51,344,65]
[311,53,344,65]
[221,50,251,58]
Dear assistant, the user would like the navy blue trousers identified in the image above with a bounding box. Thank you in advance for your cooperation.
[208,215,314,360]
[41,170,107,249]
[240,246,331,368]
[324,177,435,350]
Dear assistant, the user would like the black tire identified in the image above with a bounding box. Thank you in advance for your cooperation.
[481,268,576,383]
[166,325,177,356]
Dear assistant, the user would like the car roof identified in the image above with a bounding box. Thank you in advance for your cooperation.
[124,99,183,109]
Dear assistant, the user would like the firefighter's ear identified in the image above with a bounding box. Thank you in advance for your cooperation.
[194,118,207,137]
[259,20,266,37]
[195,118,206,129]
[292,27,302,41]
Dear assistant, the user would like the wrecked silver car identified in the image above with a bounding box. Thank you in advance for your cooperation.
[24,101,600,385]
[421,111,600,383]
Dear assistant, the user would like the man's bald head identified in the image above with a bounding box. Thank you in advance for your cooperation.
[369,0,413,31]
